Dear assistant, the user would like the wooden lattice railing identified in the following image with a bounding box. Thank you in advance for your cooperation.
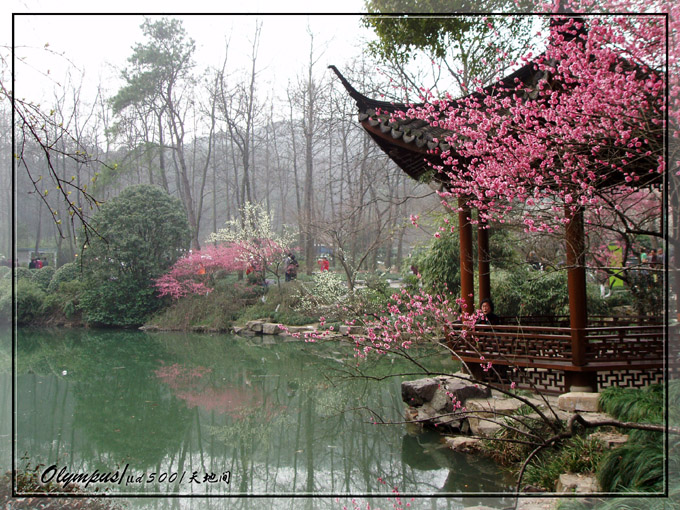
[447,320,669,392]
[449,324,573,367]
[584,325,664,364]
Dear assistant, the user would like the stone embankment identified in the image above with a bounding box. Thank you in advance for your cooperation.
[142,319,362,337]
[233,319,362,338]
[402,374,629,499]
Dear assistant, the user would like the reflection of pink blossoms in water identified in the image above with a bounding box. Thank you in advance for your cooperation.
[154,363,282,421]
[336,479,414,509]
[154,363,212,383]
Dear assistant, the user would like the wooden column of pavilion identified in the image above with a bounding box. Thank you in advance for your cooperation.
[329,61,664,393]
[458,197,475,314]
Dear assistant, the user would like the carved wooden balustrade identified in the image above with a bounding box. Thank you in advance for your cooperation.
[447,318,669,393]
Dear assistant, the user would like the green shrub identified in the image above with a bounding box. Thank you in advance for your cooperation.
[148,283,265,330]
[409,230,460,295]
[490,267,608,319]
[598,440,664,492]
[0,279,10,323]
[79,185,190,327]
[43,280,82,320]
[47,262,82,293]
[16,280,46,325]
[236,304,316,326]
[356,272,392,306]
[523,435,604,491]
[604,289,633,309]
[627,270,663,316]
[80,279,161,327]
[599,384,664,425]
[14,267,33,282]
[32,266,55,291]
[0,266,10,279]
[597,384,666,493]
[489,269,524,317]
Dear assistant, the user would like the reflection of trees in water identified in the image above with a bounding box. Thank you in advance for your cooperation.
[15,330,509,501]
[0,373,9,472]
[16,329,194,474]
[69,333,193,471]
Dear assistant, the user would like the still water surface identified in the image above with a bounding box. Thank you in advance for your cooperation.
[6,328,514,509]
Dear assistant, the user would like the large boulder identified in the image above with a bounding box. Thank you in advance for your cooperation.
[262,323,281,335]
[557,392,600,412]
[402,375,492,432]
[246,320,264,332]
[402,374,491,409]
[401,378,439,407]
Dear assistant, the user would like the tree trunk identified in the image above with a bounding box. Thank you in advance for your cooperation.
[34,200,43,258]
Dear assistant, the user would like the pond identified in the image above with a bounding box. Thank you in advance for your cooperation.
[5,328,516,509]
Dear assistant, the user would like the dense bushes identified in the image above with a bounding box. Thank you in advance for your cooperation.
[488,383,671,496]
[47,262,81,292]
[0,279,10,323]
[407,230,460,295]
[78,185,190,327]
[148,280,282,330]
[490,267,609,319]
[15,280,46,325]
[32,266,55,291]
[8,186,190,327]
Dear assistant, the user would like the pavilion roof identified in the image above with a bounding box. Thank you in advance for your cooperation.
[329,63,545,186]
[330,46,662,192]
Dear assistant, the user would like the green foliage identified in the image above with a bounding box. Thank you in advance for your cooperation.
[237,305,317,327]
[15,280,46,325]
[557,490,680,510]
[488,227,522,270]
[490,267,568,317]
[363,1,532,59]
[47,262,81,293]
[148,283,263,330]
[43,280,82,320]
[235,280,318,326]
[111,18,195,115]
[0,279,10,323]
[0,266,10,278]
[523,436,604,491]
[356,272,393,306]
[598,440,664,493]
[603,289,633,309]
[79,185,190,327]
[586,281,611,316]
[490,267,609,318]
[408,230,461,295]
[599,384,664,425]
[31,266,55,291]
[363,1,537,91]
[14,267,33,281]
[627,270,663,316]
[597,384,667,493]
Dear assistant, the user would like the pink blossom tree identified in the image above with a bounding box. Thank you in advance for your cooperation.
[370,7,670,318]
[207,202,297,288]
[330,1,674,370]
[154,244,247,299]
[389,13,666,229]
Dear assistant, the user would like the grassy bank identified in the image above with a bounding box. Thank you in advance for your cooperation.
[145,279,319,331]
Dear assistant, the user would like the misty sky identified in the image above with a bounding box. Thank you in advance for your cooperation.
[10,3,373,107]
